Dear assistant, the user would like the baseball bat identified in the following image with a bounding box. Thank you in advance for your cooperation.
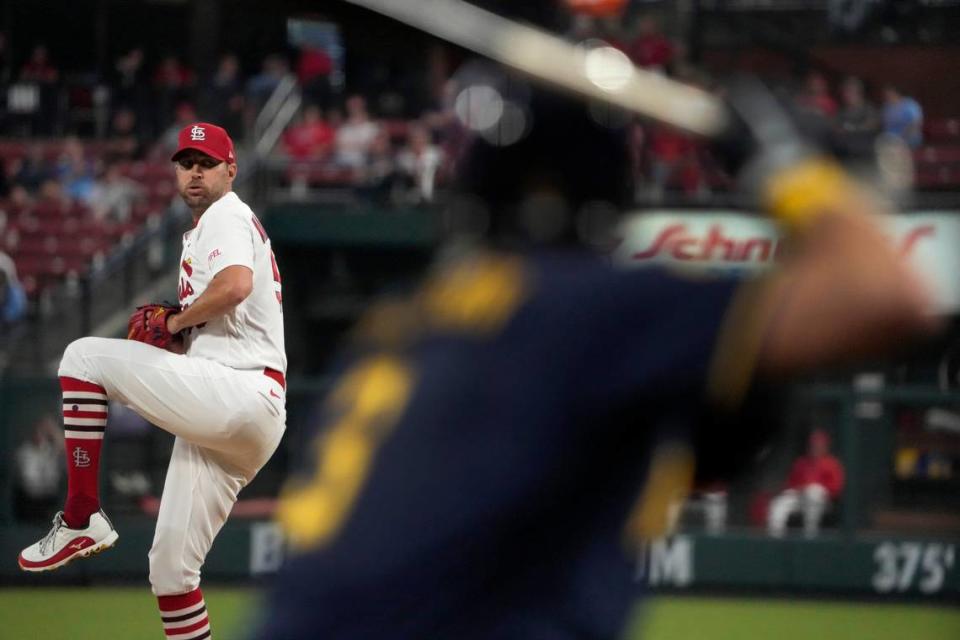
[343,0,730,138]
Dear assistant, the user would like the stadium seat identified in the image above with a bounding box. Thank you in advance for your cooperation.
[0,144,173,298]
[924,118,960,142]
[915,145,960,165]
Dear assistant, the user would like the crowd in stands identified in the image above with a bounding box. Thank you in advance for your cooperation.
[273,13,713,203]
[4,40,340,146]
[268,11,950,206]
[281,96,446,205]
[0,9,957,313]
[0,135,177,302]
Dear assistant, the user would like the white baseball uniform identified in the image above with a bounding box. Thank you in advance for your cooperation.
[57,190,286,596]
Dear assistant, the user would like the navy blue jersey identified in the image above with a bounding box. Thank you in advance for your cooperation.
[257,249,743,639]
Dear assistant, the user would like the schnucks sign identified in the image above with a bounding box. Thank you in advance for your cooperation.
[614,210,960,313]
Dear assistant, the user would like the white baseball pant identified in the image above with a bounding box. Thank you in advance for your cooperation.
[766,484,831,538]
[59,337,286,596]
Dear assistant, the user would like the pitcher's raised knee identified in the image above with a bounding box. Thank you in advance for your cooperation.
[58,336,108,380]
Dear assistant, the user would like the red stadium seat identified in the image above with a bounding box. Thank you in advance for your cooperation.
[0,141,29,160]
[142,162,172,179]
[0,140,180,300]
[915,145,960,165]
[915,166,960,189]
[16,236,59,255]
[924,118,960,142]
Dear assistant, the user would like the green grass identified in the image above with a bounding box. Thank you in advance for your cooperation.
[0,587,958,639]
[0,587,260,640]
[630,596,960,640]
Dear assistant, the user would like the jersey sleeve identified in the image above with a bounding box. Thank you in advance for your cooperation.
[195,206,256,277]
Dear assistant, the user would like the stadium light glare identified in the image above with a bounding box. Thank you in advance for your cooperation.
[583,44,634,93]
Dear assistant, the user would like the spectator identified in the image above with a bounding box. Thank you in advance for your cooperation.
[153,101,199,160]
[767,428,845,538]
[644,123,706,201]
[395,123,444,203]
[7,184,33,211]
[297,46,334,108]
[423,79,469,184]
[882,84,923,148]
[0,250,27,327]
[201,53,246,138]
[18,44,58,84]
[283,104,336,161]
[835,76,881,159]
[56,137,98,205]
[334,94,381,170]
[354,130,398,204]
[567,13,604,42]
[797,71,838,118]
[113,48,146,104]
[113,48,152,136]
[153,54,195,94]
[625,14,676,71]
[90,162,146,223]
[153,54,196,132]
[246,54,290,111]
[13,414,63,522]
[36,178,71,214]
[106,107,146,162]
[11,143,53,193]
[19,45,60,136]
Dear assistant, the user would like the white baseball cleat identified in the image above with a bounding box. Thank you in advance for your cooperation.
[18,510,119,572]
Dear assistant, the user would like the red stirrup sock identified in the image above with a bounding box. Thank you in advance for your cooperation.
[60,376,107,529]
[158,588,212,639]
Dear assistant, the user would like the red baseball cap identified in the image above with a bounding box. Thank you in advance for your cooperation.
[171,122,236,164]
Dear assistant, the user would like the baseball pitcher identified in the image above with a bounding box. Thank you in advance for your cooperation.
[19,122,286,640]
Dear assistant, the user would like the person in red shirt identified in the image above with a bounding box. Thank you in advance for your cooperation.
[282,105,336,161]
[767,428,845,537]
[297,47,334,108]
[643,123,706,199]
[797,71,838,118]
[626,15,675,71]
[19,45,59,84]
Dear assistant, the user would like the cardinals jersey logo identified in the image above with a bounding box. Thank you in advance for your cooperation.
[73,447,91,468]
[190,125,206,141]
[181,258,193,277]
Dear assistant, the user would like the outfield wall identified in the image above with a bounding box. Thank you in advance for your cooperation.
[2,520,956,599]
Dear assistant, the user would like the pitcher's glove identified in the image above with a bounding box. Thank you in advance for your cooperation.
[127,303,181,350]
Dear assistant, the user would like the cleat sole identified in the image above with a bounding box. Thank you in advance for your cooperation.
[18,530,119,573]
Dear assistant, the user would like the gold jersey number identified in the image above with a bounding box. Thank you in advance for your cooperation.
[277,355,414,550]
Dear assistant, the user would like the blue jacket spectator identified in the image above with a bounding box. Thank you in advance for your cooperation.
[882,85,923,148]
[0,252,27,326]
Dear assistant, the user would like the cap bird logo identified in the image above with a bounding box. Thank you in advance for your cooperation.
[190,125,206,141]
